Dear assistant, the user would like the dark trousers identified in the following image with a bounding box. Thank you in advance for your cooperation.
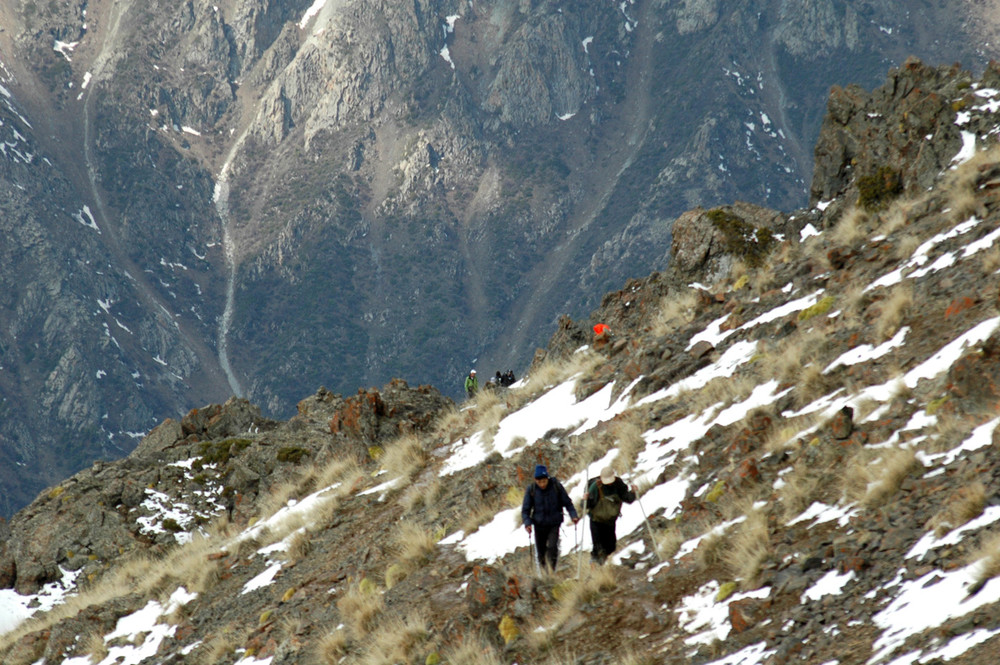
[590,519,617,564]
[535,523,561,571]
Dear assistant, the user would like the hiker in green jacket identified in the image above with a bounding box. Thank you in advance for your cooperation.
[464,369,478,399]
[585,466,636,565]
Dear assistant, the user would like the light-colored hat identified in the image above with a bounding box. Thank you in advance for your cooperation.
[470,369,476,374]
[600,466,615,484]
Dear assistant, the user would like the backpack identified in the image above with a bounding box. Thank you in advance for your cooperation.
[590,481,622,522]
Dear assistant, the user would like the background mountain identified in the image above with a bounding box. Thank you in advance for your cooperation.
[5,58,1000,665]
[0,0,999,518]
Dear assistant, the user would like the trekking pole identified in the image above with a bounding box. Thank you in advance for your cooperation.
[631,475,662,562]
[573,519,580,579]
[577,463,591,579]
[529,529,540,575]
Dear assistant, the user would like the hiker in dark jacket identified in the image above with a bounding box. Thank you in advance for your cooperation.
[584,466,636,564]
[522,464,579,572]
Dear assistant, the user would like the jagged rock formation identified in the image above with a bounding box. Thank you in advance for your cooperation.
[0,0,998,523]
[4,59,1000,665]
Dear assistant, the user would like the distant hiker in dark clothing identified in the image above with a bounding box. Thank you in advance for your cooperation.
[501,369,516,387]
[465,370,478,398]
[585,466,636,564]
[495,371,503,388]
[522,464,579,572]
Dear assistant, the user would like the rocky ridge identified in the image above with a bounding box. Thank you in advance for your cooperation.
[3,59,1000,665]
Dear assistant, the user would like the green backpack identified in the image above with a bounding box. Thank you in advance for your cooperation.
[590,481,622,522]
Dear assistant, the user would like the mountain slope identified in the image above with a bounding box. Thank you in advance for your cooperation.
[0,0,998,516]
[4,59,1000,665]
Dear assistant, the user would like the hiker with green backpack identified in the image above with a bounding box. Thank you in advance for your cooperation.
[585,466,637,565]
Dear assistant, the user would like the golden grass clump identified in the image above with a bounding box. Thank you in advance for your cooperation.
[694,528,727,571]
[399,477,442,514]
[195,630,239,665]
[441,633,504,665]
[981,245,1000,274]
[927,482,986,537]
[610,413,646,471]
[777,462,823,523]
[893,231,923,262]
[357,612,430,665]
[83,631,109,664]
[284,530,312,562]
[461,496,504,536]
[844,446,921,508]
[380,433,430,482]
[526,566,618,650]
[831,205,871,247]
[313,628,349,664]
[969,531,1000,591]
[510,350,603,413]
[393,522,437,568]
[337,579,385,637]
[657,523,685,560]
[651,289,699,336]
[880,198,914,236]
[723,508,772,587]
[874,282,913,341]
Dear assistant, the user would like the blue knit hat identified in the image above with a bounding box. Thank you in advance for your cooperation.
[534,464,548,479]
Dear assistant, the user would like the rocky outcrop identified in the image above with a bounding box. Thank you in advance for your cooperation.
[810,59,997,208]
[0,381,448,593]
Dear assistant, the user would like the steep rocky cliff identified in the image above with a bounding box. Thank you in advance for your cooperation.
[0,0,998,518]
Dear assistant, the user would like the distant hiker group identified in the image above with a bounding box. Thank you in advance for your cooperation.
[521,464,637,571]
[464,368,516,398]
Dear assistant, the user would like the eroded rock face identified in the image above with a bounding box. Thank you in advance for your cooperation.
[810,59,1000,208]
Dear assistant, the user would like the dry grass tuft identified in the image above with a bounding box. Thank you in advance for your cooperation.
[927,482,986,537]
[969,531,1000,591]
[874,282,913,341]
[881,198,914,235]
[831,206,871,246]
[652,289,699,336]
[777,462,823,523]
[380,433,429,482]
[358,611,430,665]
[314,628,349,664]
[893,231,923,262]
[695,529,727,571]
[441,633,504,665]
[527,566,618,650]
[431,402,466,440]
[399,477,442,514]
[981,246,1000,274]
[196,630,239,665]
[657,524,685,560]
[844,446,921,508]
[393,522,437,568]
[610,413,646,471]
[284,530,312,562]
[510,350,603,412]
[724,508,772,587]
[83,631,108,664]
[337,580,385,637]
